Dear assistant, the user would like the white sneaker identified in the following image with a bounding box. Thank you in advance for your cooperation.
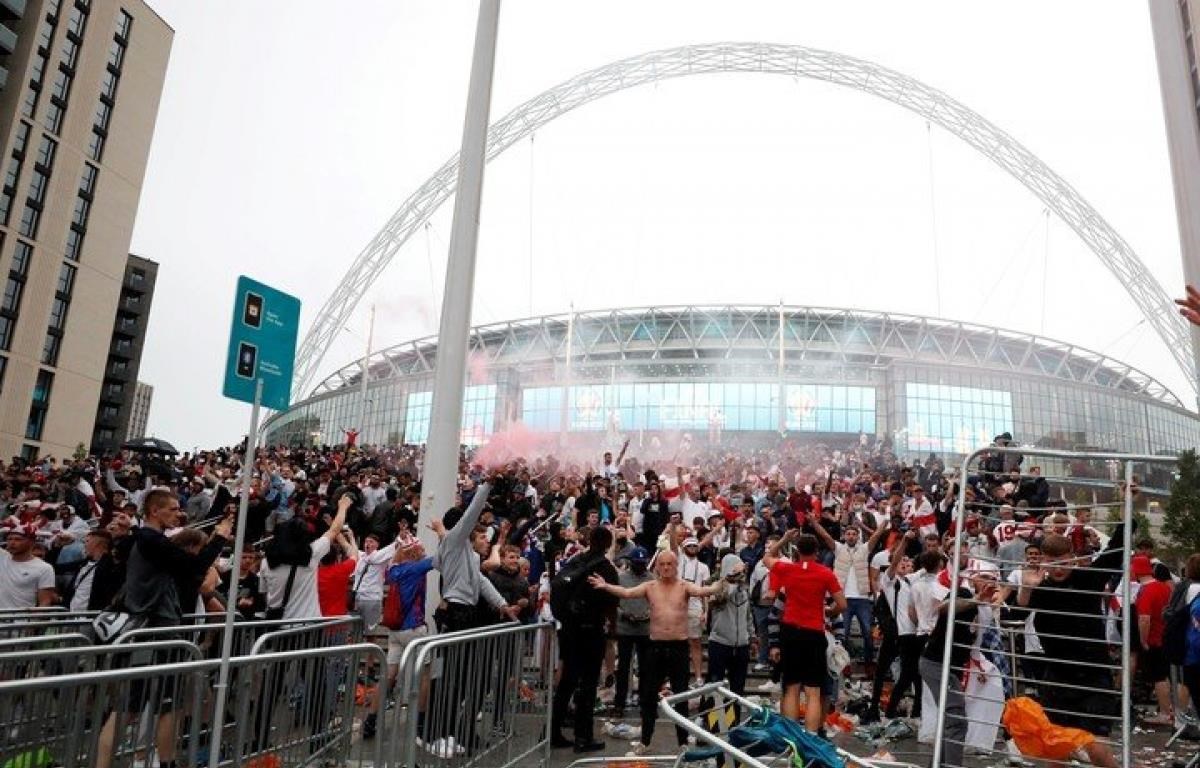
[756,680,781,693]
[752,662,770,672]
[626,743,650,757]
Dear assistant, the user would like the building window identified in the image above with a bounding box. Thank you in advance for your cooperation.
[95,428,114,443]
[64,164,97,261]
[87,129,104,162]
[92,13,132,163]
[65,3,86,38]
[0,123,31,226]
[41,262,75,366]
[99,404,118,421]
[34,136,56,171]
[18,203,41,239]
[0,241,33,352]
[25,369,54,440]
[64,227,82,260]
[23,6,59,121]
[116,9,132,41]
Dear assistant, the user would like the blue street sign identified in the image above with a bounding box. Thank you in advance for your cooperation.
[223,276,301,410]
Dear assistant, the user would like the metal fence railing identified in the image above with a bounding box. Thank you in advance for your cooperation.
[0,639,202,683]
[387,620,556,768]
[659,681,922,768]
[0,642,386,768]
[931,446,1179,768]
[111,615,362,658]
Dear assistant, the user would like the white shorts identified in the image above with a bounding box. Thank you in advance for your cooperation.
[687,615,704,640]
[355,600,382,631]
[387,625,429,665]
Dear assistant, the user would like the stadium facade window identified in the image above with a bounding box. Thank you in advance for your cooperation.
[902,382,1013,455]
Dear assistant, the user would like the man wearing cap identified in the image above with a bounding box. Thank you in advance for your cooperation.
[613,546,653,717]
[675,534,711,685]
[184,477,211,523]
[0,525,55,608]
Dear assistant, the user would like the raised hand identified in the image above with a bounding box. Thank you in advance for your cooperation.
[1177,285,1200,326]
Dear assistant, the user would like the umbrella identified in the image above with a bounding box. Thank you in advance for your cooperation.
[120,437,179,456]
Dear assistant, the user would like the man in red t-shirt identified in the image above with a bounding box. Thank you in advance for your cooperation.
[763,530,846,733]
[1133,556,1174,724]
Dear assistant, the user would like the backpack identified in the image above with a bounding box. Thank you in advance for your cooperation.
[1163,580,1199,666]
[549,552,603,622]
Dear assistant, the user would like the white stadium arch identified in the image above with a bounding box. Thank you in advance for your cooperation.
[292,42,1195,399]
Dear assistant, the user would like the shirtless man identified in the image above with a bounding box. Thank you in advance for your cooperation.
[590,549,724,757]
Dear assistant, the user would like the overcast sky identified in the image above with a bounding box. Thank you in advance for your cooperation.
[131,1,1188,450]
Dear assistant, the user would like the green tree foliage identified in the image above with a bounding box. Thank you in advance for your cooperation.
[1164,449,1200,553]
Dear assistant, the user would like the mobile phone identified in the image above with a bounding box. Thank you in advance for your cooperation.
[236,342,257,378]
[243,292,263,329]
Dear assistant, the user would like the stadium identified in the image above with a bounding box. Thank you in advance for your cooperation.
[261,304,1200,465]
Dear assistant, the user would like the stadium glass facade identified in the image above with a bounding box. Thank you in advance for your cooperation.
[262,306,1200,459]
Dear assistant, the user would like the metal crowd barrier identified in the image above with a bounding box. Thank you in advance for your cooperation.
[0,639,201,682]
[250,616,363,654]
[931,446,1178,768]
[388,620,556,768]
[113,615,360,658]
[0,632,89,654]
[0,642,386,768]
[0,617,93,641]
[660,681,922,768]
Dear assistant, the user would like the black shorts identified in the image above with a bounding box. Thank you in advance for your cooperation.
[779,624,827,689]
[1141,646,1169,683]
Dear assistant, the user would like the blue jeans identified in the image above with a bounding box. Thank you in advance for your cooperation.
[842,597,874,662]
[752,605,772,664]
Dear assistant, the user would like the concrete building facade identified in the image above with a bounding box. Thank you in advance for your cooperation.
[124,377,148,438]
[0,0,170,460]
[90,251,154,453]
[1150,0,1200,391]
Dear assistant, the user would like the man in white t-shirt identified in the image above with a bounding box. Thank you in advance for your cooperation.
[0,526,56,609]
[868,531,923,721]
[351,533,399,630]
[262,494,351,620]
[994,541,1044,681]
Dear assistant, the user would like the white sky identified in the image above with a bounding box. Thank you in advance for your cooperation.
[131,1,1189,450]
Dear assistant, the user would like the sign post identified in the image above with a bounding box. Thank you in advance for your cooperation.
[211,276,300,765]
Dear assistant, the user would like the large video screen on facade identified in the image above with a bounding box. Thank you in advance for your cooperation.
[902,382,1013,454]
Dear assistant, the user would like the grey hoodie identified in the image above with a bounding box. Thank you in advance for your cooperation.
[708,554,753,647]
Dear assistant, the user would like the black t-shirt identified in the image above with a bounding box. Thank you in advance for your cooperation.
[922,587,978,671]
[1031,546,1123,665]
[566,556,620,630]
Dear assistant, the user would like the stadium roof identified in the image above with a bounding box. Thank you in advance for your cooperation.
[310,305,1185,410]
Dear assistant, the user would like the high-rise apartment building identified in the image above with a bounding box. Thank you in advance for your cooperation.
[0,0,170,460]
[1150,0,1200,391]
[124,378,148,438]
[90,251,153,453]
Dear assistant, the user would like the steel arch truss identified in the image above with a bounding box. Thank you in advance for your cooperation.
[306,305,1181,410]
[294,42,1195,399]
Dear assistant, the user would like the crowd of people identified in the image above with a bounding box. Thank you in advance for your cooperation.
[0,429,1198,768]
